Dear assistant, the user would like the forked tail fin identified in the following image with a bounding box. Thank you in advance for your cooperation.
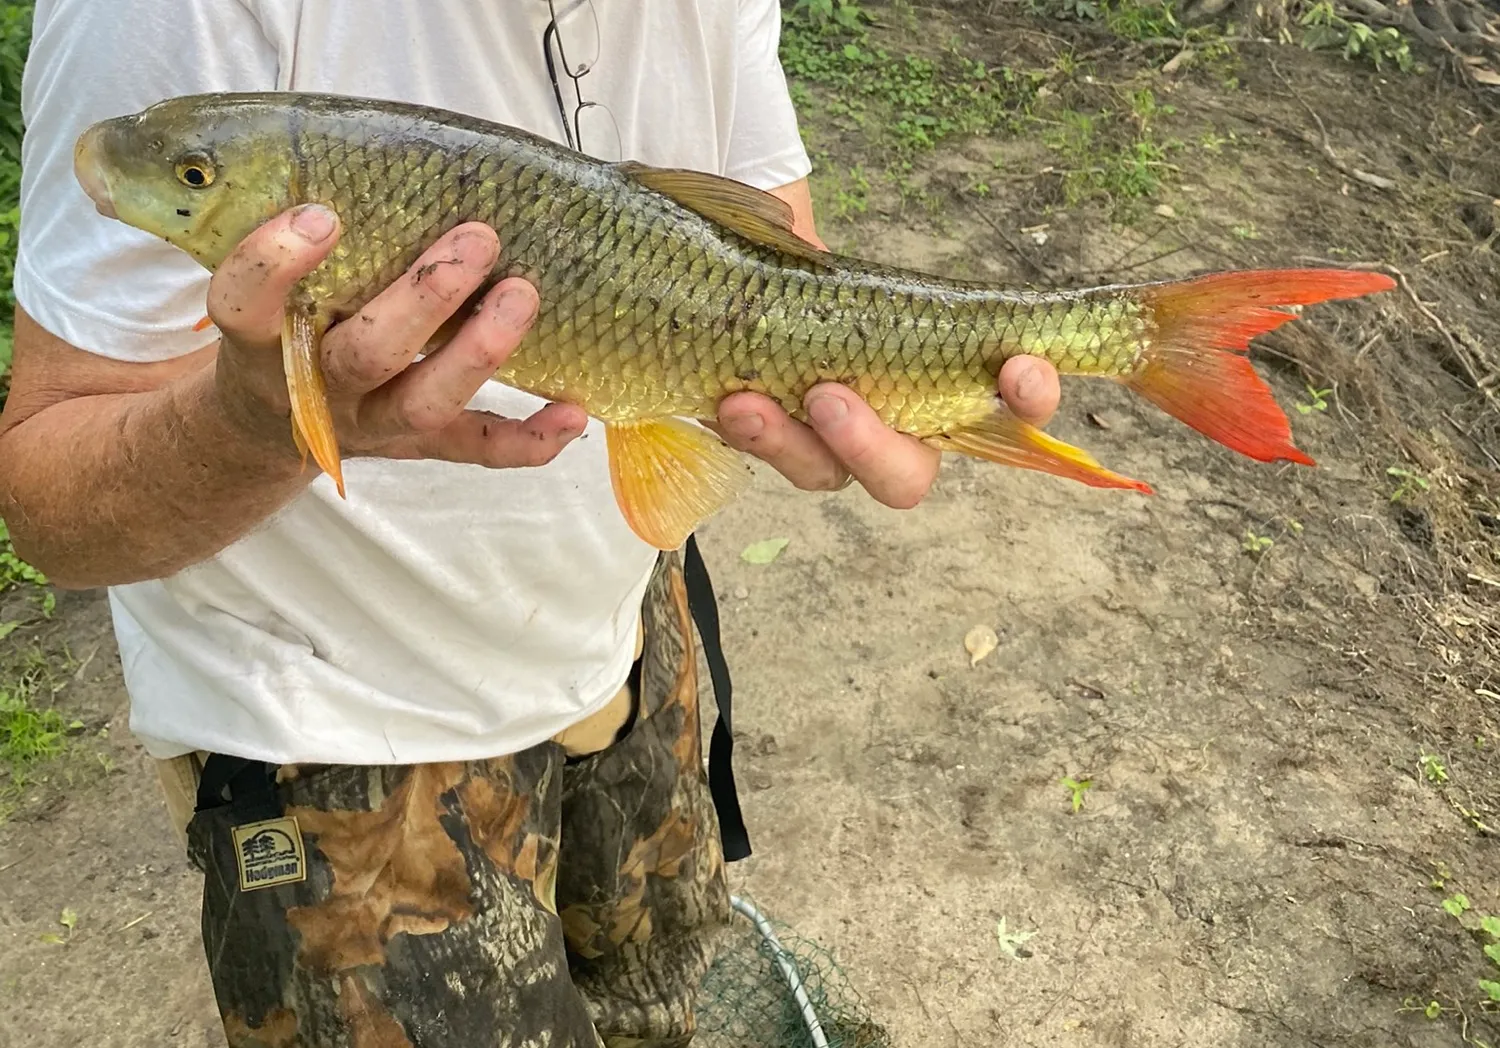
[1125,269,1395,465]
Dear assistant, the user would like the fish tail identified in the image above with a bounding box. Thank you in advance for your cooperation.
[1123,268,1394,466]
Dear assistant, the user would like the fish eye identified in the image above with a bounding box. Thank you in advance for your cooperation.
[174,154,216,189]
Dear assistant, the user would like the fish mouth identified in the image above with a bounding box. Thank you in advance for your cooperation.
[73,125,117,219]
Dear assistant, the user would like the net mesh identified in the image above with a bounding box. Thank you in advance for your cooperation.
[694,896,893,1048]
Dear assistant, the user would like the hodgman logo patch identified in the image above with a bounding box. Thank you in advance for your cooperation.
[232,817,307,892]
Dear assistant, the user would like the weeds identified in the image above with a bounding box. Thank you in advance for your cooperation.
[1435,891,1500,1009]
[1061,775,1094,812]
[781,21,1045,164]
[1388,465,1431,502]
[1296,384,1333,414]
[1040,106,1178,216]
[0,3,31,408]
[1297,1,1415,72]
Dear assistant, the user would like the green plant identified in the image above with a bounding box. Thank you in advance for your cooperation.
[786,0,869,31]
[0,3,32,407]
[1298,1,1414,72]
[1296,385,1333,414]
[779,16,1046,167]
[1422,752,1450,784]
[1242,529,1274,554]
[1061,775,1094,813]
[1435,889,1500,1007]
[1387,465,1430,502]
[1041,108,1179,215]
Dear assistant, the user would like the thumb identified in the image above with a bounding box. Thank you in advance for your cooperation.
[206,204,342,349]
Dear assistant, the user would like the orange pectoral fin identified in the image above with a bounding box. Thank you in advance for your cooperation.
[929,410,1153,494]
[605,418,754,550]
[282,310,345,498]
[192,315,216,333]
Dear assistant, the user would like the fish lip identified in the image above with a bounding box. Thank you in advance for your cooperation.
[73,125,117,219]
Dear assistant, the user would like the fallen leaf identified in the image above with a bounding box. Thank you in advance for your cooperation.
[996,917,1036,960]
[964,625,999,666]
[1153,203,1177,218]
[1474,67,1500,86]
[740,538,790,565]
[1085,412,1110,430]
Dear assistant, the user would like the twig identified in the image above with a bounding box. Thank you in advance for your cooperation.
[1270,60,1398,192]
[969,205,1057,281]
[1293,255,1491,395]
[115,911,154,934]
[1441,408,1500,469]
[0,855,26,874]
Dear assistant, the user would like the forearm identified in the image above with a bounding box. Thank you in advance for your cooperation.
[0,360,310,589]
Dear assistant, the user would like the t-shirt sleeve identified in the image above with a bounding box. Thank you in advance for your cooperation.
[723,0,813,192]
[15,0,279,362]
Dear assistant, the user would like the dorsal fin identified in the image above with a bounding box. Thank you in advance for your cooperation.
[616,161,833,267]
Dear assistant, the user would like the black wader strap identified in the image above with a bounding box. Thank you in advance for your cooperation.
[683,534,752,862]
[195,754,283,824]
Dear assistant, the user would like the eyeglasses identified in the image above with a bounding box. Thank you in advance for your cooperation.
[542,0,622,161]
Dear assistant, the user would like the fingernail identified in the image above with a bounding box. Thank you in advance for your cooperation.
[807,392,847,428]
[1014,359,1042,403]
[496,287,537,328]
[291,204,336,243]
[721,411,764,441]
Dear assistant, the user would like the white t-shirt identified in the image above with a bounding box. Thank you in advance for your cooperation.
[15,0,812,765]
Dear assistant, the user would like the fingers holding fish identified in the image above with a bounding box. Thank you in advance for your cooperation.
[388,404,588,470]
[320,223,502,397]
[207,204,343,352]
[714,391,853,494]
[801,385,941,510]
[356,277,545,442]
[206,205,343,446]
[997,356,1061,429]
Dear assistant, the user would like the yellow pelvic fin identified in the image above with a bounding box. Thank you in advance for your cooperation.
[926,410,1154,495]
[615,161,832,267]
[281,309,345,498]
[605,417,754,551]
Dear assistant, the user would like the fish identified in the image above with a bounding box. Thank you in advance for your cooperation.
[71,91,1395,550]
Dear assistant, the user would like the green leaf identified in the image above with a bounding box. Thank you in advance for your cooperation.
[1482,915,1500,940]
[0,620,18,641]
[1481,979,1500,1002]
[59,907,77,931]
[1441,893,1470,917]
[1484,942,1500,968]
[38,932,65,946]
[740,538,790,565]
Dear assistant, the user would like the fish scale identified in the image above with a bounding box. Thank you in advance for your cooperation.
[74,91,1396,549]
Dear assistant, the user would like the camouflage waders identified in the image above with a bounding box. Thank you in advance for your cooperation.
[172,548,737,1047]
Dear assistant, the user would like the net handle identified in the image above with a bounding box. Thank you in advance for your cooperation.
[730,895,831,1048]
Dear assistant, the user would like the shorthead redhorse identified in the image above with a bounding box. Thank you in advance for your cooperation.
[73,92,1394,550]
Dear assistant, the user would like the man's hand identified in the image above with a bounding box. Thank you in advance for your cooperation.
[713,359,1061,509]
[726,178,1064,509]
[211,204,587,473]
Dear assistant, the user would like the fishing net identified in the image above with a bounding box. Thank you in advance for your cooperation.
[694,895,894,1048]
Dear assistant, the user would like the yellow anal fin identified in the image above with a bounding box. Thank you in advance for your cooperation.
[282,310,345,498]
[927,411,1154,495]
[605,418,754,551]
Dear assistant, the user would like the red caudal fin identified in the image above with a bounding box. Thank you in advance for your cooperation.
[1126,269,1395,465]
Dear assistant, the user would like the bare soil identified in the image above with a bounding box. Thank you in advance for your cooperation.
[2,4,1498,1046]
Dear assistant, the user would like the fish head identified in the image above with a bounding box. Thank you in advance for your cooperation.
[74,93,299,270]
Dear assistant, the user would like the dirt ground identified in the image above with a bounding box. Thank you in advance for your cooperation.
[2,3,1499,1046]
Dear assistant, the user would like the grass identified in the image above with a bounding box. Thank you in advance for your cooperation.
[0,2,31,409]
[781,0,1198,227]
